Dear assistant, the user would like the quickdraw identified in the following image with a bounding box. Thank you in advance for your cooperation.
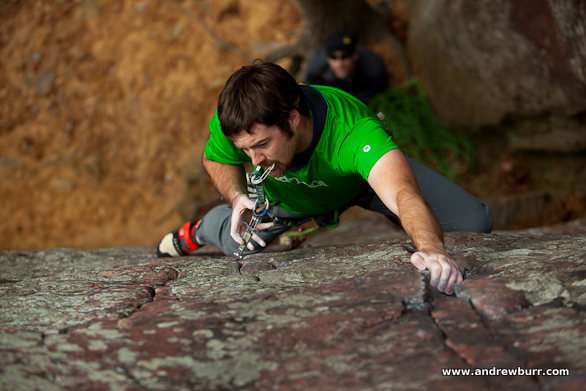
[233,163,275,259]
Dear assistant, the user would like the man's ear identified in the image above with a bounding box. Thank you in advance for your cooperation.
[289,109,301,129]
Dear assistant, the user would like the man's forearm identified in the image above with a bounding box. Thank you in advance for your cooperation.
[396,187,445,253]
[202,153,247,204]
[367,149,446,253]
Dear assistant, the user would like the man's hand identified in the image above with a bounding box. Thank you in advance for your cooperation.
[410,250,463,295]
[229,194,274,251]
[202,156,274,252]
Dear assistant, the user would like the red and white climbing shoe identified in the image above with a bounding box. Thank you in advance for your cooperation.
[157,220,203,257]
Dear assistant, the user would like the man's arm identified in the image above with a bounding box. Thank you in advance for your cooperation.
[367,149,462,294]
[202,152,272,249]
[202,152,247,203]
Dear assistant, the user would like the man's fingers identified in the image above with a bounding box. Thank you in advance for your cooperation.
[230,228,244,245]
[244,232,267,251]
[242,218,273,250]
[438,256,462,295]
[456,272,464,284]
[230,215,244,245]
[411,251,462,295]
[256,222,275,231]
[436,255,453,292]
[410,253,426,270]
[445,268,460,295]
[254,232,267,247]
[428,259,442,288]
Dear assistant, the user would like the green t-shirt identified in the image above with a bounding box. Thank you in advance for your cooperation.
[204,85,398,215]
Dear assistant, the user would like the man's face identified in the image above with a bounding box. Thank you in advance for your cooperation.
[327,50,358,79]
[233,123,296,178]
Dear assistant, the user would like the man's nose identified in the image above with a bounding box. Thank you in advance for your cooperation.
[250,150,264,166]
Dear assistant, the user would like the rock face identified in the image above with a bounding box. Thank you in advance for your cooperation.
[1,223,585,390]
[406,0,586,141]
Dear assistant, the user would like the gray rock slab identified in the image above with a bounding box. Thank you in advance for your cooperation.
[1,229,585,390]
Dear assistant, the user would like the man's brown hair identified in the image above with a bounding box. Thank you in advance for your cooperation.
[218,62,309,139]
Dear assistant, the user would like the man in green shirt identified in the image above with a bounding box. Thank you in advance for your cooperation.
[157,62,493,295]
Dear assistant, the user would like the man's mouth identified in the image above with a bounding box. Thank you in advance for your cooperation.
[261,162,276,172]
[265,162,287,178]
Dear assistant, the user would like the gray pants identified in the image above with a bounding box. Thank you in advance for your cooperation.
[197,157,493,256]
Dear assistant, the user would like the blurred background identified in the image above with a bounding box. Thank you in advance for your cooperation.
[1,0,585,251]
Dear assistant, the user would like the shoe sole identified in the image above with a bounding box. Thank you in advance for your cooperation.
[157,232,181,257]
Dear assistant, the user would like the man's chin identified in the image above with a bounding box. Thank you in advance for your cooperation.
[269,170,285,178]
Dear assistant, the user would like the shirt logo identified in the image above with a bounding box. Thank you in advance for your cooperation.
[273,176,329,188]
[363,145,371,152]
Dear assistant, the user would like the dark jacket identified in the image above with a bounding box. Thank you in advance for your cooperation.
[305,44,388,104]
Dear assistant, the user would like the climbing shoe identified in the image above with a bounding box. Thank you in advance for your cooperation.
[157,220,203,257]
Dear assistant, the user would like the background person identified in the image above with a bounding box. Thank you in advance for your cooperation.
[304,32,388,103]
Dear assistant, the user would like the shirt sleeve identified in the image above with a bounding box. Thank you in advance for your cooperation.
[339,117,398,179]
[203,110,250,164]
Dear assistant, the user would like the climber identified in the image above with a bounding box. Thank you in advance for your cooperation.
[157,62,493,295]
